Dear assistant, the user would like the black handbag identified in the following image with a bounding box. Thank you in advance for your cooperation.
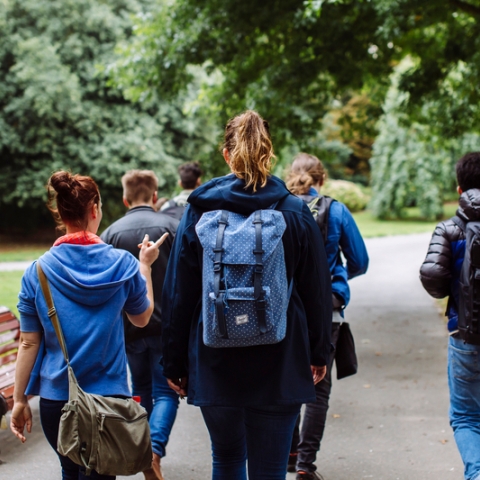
[334,322,358,380]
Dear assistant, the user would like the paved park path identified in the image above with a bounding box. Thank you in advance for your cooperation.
[0,233,465,479]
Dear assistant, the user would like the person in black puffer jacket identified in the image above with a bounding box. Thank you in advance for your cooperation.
[420,152,480,480]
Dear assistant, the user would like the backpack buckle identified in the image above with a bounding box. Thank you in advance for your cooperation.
[254,263,263,274]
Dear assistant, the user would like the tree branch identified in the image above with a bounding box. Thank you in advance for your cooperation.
[449,0,480,17]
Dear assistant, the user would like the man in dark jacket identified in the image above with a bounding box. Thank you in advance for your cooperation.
[101,170,179,480]
[420,152,480,480]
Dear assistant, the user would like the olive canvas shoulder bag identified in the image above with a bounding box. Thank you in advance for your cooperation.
[37,262,152,476]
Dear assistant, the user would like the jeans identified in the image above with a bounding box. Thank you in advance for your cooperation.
[40,398,115,480]
[126,336,179,457]
[201,404,301,480]
[448,336,480,480]
[292,321,340,474]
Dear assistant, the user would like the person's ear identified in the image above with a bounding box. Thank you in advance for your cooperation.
[196,177,202,187]
[152,191,158,204]
[223,148,230,165]
[91,203,98,219]
[320,174,326,187]
[122,197,130,208]
[457,186,463,195]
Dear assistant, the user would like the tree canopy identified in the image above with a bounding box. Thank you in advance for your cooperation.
[112,0,480,214]
[0,0,219,231]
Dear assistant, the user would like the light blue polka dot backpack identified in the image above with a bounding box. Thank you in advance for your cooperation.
[195,208,291,348]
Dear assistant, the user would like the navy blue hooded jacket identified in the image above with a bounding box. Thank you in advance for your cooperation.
[161,174,332,407]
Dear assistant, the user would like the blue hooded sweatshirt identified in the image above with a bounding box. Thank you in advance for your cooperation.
[18,243,149,400]
[301,188,369,310]
[161,174,332,407]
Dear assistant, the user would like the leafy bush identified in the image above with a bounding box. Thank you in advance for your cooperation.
[322,180,369,213]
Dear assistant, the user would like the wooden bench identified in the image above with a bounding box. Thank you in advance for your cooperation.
[0,306,20,419]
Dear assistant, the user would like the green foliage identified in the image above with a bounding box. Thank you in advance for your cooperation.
[378,0,480,138]
[370,62,479,220]
[0,0,220,228]
[322,180,369,213]
[110,0,393,157]
[111,0,480,198]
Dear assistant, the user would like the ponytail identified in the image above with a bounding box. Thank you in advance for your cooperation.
[223,110,275,192]
[286,153,327,195]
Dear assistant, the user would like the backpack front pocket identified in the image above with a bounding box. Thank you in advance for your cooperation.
[208,287,273,340]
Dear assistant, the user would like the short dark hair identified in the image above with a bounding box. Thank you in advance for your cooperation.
[456,152,480,192]
[179,162,202,189]
[122,170,158,204]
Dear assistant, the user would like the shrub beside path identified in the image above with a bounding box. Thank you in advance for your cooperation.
[0,233,464,479]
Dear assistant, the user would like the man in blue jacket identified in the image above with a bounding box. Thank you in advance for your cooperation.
[101,170,179,480]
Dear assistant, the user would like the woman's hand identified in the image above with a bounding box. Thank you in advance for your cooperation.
[10,400,33,443]
[311,365,327,384]
[138,233,169,267]
[167,377,188,399]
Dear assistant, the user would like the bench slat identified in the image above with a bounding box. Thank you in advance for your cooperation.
[0,310,16,322]
[0,361,16,376]
[0,353,18,366]
[0,308,21,412]
[0,329,20,345]
[0,320,20,333]
[0,372,15,390]
[0,341,19,356]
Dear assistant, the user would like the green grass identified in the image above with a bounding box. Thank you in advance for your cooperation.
[0,246,49,262]
[352,203,458,238]
[0,271,23,317]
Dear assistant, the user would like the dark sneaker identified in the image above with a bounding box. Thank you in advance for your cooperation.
[296,471,325,480]
[287,453,298,472]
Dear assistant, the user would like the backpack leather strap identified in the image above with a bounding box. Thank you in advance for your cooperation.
[213,211,229,339]
[253,211,267,334]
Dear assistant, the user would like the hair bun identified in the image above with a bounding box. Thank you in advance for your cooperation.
[50,171,78,195]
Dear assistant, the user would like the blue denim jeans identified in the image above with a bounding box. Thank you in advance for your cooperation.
[448,336,480,480]
[126,336,179,458]
[201,404,301,480]
[40,398,115,480]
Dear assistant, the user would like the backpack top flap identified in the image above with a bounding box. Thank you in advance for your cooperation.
[196,209,287,264]
[307,195,334,242]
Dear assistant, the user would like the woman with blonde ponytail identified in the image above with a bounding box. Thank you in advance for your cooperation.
[161,111,332,480]
[286,154,368,480]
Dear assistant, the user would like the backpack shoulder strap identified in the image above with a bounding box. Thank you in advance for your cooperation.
[310,195,334,242]
[452,215,466,232]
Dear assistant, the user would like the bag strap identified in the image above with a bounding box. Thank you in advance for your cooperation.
[36,262,70,364]
[253,210,267,334]
[452,215,466,232]
[214,211,229,339]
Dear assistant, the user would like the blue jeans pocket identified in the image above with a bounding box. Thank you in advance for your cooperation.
[450,343,480,381]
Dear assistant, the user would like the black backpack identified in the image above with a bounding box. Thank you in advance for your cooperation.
[300,195,334,242]
[161,199,186,221]
[452,215,480,344]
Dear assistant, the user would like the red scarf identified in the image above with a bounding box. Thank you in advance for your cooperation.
[53,231,103,247]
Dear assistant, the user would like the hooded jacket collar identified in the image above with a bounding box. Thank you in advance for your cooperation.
[188,174,291,215]
[38,243,138,308]
[457,189,480,222]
